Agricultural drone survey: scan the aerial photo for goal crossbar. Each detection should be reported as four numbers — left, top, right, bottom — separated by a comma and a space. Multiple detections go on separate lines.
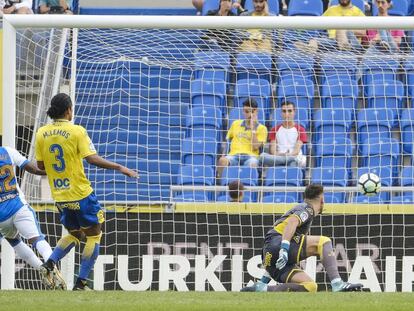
3, 15, 414, 30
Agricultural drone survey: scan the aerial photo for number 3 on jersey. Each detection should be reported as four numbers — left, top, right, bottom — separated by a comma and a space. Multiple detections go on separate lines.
50, 144, 66, 172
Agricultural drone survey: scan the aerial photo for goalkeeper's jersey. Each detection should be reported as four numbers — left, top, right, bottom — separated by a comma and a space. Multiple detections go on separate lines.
265, 203, 315, 239
35, 119, 97, 202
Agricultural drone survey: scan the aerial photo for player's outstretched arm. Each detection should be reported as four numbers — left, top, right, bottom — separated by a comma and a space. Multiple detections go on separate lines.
24, 162, 46, 176
85, 154, 138, 178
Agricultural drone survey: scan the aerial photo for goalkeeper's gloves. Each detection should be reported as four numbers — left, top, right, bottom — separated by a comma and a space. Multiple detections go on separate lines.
275, 240, 290, 270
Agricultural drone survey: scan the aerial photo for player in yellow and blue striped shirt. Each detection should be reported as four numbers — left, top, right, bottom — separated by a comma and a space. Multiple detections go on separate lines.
35, 93, 138, 290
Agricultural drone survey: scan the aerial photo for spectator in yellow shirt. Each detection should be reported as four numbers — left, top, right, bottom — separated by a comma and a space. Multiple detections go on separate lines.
323, 0, 366, 50
239, 0, 274, 53
217, 98, 267, 179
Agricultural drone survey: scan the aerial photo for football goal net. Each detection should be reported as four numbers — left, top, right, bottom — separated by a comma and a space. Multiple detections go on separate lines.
2, 15, 414, 292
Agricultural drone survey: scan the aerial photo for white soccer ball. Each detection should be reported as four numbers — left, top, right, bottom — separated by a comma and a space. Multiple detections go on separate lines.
358, 173, 381, 196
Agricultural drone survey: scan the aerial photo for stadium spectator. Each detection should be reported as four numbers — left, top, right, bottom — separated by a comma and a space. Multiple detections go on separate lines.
293, 0, 365, 54
363, 0, 404, 54
228, 180, 245, 202
207, 0, 235, 15
217, 98, 267, 180
39, 0, 72, 14
232, 0, 246, 13
259, 101, 307, 168
192, 0, 204, 13
0, 0, 33, 14
201, 0, 239, 51
322, 0, 366, 51
233, 0, 300, 15
241, 184, 364, 292
239, 0, 275, 53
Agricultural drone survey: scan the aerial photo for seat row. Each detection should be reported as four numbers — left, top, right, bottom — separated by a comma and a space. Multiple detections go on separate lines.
172, 165, 414, 203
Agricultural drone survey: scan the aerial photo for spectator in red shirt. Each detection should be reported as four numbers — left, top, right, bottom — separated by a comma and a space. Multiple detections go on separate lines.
259, 101, 307, 168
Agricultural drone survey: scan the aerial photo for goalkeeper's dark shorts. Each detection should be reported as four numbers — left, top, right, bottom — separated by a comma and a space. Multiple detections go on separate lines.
261, 234, 307, 283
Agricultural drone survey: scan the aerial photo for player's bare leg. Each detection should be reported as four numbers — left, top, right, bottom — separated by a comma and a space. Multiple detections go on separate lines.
306, 235, 363, 292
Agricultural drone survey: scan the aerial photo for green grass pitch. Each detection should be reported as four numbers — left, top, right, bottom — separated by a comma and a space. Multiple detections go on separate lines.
1, 291, 413, 311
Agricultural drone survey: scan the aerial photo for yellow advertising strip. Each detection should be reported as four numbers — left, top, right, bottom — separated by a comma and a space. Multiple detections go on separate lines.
174, 203, 414, 215
31, 203, 414, 214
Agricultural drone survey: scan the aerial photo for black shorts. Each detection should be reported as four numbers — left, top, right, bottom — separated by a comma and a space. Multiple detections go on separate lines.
261, 234, 307, 283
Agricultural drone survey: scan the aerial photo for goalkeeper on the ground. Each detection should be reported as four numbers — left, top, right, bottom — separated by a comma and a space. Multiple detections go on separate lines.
241, 184, 363, 292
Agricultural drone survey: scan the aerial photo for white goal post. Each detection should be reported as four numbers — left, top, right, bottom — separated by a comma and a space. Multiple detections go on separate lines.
2, 15, 414, 291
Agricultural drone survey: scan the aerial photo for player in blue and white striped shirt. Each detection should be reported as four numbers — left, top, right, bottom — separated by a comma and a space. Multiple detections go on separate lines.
0, 146, 65, 289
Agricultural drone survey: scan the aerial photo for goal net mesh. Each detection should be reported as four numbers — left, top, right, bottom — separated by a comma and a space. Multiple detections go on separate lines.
6, 23, 414, 291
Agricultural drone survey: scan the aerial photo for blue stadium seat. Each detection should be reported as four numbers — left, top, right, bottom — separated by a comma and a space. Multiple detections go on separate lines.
264, 167, 304, 187
360, 137, 400, 180
201, 0, 220, 15
177, 165, 215, 186
390, 193, 414, 204
264, 167, 303, 201
174, 193, 209, 202
221, 166, 259, 186
319, 53, 358, 83
356, 109, 394, 148
288, 0, 323, 15
405, 56, 414, 106
356, 166, 393, 188
95, 183, 171, 202
272, 107, 309, 129
351, 194, 386, 204
234, 78, 272, 113
313, 109, 352, 143
372, 0, 408, 16
401, 166, 414, 185
361, 57, 400, 93
366, 80, 404, 116
400, 108, 414, 153
262, 193, 298, 203
330, 0, 365, 12
277, 76, 314, 110
193, 50, 230, 81
186, 106, 222, 140
228, 107, 266, 129
277, 52, 314, 82
174, 165, 215, 201
320, 77, 358, 113
314, 137, 353, 172
181, 137, 217, 167
409, 0, 414, 15
243, 0, 280, 15
324, 192, 346, 203
236, 52, 272, 82
311, 167, 348, 187
191, 79, 226, 110
282, 29, 321, 50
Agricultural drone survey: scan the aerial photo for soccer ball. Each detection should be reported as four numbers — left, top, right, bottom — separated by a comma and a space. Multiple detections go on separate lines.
358, 173, 381, 196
